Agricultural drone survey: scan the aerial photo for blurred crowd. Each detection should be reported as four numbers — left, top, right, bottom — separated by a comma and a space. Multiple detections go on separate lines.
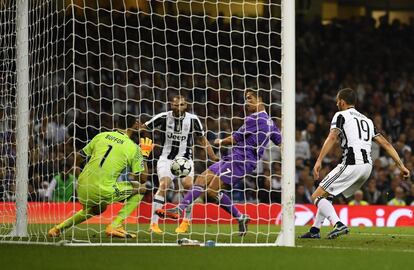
294, 15, 414, 206
1, 8, 414, 206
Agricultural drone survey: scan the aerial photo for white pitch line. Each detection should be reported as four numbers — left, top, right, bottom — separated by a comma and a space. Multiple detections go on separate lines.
298, 245, 414, 253
356, 232, 414, 237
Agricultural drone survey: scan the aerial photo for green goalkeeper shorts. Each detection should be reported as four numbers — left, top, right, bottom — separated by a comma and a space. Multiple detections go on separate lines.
77, 181, 134, 207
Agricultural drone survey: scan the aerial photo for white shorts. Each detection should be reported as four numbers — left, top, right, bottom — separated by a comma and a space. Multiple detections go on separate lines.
157, 156, 195, 180
319, 163, 372, 198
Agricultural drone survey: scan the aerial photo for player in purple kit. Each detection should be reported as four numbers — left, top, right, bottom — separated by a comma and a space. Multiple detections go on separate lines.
156, 89, 281, 236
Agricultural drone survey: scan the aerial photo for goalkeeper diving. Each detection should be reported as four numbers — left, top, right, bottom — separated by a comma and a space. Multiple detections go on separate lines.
48, 115, 153, 238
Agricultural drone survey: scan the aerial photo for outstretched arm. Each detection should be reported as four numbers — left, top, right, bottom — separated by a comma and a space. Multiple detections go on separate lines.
135, 120, 148, 131
214, 135, 234, 147
137, 137, 153, 183
313, 129, 340, 180
129, 137, 153, 184
373, 134, 410, 179
199, 136, 219, 161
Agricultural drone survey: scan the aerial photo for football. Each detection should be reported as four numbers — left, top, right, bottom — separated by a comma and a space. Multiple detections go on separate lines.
170, 157, 192, 177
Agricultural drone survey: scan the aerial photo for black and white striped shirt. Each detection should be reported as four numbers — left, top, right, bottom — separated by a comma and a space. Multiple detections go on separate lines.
145, 111, 205, 160
331, 108, 379, 165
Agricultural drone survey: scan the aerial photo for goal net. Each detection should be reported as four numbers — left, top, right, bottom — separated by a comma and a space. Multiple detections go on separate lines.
0, 0, 295, 246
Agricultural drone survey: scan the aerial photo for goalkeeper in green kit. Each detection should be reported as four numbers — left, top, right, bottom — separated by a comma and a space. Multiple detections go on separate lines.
48, 115, 153, 238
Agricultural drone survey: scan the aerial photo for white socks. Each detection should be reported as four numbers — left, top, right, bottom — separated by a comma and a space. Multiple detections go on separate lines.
151, 195, 165, 224
312, 209, 326, 229
317, 198, 340, 225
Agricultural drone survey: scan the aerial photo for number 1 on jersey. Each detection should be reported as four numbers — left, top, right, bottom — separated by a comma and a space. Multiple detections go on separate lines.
100, 145, 113, 167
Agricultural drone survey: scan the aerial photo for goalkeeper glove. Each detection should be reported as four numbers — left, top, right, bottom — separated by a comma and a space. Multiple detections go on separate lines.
140, 137, 153, 158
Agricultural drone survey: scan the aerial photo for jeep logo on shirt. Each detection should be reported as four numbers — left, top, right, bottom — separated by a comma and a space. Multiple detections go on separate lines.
167, 133, 187, 141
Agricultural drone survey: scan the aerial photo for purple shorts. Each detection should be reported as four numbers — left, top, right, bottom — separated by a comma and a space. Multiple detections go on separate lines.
209, 156, 257, 185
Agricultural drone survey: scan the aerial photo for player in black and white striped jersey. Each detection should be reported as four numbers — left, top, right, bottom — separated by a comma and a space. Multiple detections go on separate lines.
301, 88, 410, 239
141, 95, 219, 234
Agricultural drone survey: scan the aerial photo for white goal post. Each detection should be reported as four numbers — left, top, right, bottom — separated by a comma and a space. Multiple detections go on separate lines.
11, 0, 30, 237
1, 0, 295, 246
277, 0, 295, 247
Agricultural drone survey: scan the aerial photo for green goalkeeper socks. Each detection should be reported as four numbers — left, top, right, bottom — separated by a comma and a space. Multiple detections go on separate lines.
56, 208, 95, 230
111, 194, 143, 228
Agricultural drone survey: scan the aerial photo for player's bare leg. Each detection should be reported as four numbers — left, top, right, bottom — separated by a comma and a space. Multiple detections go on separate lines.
175, 175, 193, 233
309, 186, 349, 239
149, 176, 172, 234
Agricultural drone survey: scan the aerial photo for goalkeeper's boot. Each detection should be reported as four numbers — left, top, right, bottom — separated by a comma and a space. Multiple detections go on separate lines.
149, 223, 163, 234
299, 227, 321, 239
47, 226, 61, 237
238, 214, 250, 237
327, 222, 349, 239
155, 208, 180, 219
105, 225, 136, 239
175, 219, 190, 233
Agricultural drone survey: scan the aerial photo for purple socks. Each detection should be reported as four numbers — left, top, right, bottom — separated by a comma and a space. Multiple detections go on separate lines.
178, 185, 204, 210
218, 191, 241, 219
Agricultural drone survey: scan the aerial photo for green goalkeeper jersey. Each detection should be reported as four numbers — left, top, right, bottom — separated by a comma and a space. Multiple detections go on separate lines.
78, 130, 144, 195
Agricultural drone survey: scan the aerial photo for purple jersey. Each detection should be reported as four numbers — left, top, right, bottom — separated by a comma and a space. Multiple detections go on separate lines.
231, 111, 281, 162
209, 111, 281, 185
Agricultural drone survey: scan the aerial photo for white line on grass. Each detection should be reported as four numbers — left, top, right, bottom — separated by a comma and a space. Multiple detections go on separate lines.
298, 245, 414, 253
356, 232, 414, 237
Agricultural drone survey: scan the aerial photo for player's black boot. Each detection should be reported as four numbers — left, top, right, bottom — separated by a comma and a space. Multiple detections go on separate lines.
299, 227, 321, 239
327, 222, 349, 239
238, 214, 250, 236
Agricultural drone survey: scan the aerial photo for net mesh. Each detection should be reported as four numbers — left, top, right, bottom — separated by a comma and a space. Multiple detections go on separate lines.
0, 0, 17, 234
0, 0, 283, 245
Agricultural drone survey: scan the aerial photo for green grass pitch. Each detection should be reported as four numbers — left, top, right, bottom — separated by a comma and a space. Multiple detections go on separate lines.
1, 225, 413, 270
